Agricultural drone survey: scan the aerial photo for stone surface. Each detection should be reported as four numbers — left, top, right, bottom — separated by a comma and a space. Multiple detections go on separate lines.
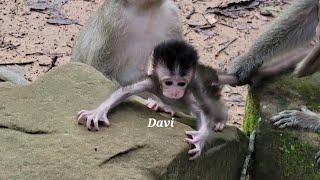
0, 63, 248, 179
243, 74, 320, 180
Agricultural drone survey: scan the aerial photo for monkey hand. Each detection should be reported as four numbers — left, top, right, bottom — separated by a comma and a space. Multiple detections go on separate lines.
212, 122, 225, 132
228, 54, 261, 85
184, 129, 209, 160
77, 108, 111, 131
146, 98, 176, 116
270, 106, 320, 131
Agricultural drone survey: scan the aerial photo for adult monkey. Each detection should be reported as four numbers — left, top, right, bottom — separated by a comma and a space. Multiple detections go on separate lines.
229, 0, 320, 164
71, 0, 183, 86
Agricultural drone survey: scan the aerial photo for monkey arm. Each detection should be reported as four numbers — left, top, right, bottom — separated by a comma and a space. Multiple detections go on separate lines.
183, 92, 210, 160
77, 79, 154, 131
219, 48, 311, 86
229, 0, 319, 84
185, 93, 209, 130
99, 79, 154, 111
190, 74, 227, 131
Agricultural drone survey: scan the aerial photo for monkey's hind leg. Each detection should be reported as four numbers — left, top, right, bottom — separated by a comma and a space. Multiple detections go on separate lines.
270, 106, 320, 131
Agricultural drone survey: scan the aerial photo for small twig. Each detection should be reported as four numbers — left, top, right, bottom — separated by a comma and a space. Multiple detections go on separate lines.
240, 129, 256, 180
25, 52, 45, 56
215, 38, 237, 57
0, 43, 21, 50
217, 22, 234, 28
0, 61, 34, 66
45, 56, 59, 72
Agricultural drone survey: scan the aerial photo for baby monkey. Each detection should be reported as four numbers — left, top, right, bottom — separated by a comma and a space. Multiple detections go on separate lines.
77, 40, 227, 160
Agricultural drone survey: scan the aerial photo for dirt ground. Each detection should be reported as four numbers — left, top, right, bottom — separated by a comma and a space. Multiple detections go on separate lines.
0, 0, 291, 128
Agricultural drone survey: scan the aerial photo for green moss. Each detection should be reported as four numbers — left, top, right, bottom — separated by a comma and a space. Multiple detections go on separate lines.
269, 74, 320, 111
279, 132, 320, 180
242, 87, 260, 135
247, 73, 320, 179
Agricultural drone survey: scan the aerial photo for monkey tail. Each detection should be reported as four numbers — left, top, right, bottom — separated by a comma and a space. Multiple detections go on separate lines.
0, 67, 28, 85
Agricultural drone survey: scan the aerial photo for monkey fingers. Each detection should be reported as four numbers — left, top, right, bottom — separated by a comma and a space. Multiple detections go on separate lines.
76, 109, 110, 131
146, 98, 161, 111
270, 110, 301, 129
146, 98, 175, 116
270, 108, 320, 130
77, 110, 89, 125
162, 106, 176, 116
212, 122, 225, 132
184, 130, 208, 160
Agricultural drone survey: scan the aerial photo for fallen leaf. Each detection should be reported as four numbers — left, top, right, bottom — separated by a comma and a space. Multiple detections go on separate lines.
28, 0, 49, 11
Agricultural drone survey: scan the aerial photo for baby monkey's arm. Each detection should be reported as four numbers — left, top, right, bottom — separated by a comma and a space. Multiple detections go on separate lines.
77, 79, 153, 131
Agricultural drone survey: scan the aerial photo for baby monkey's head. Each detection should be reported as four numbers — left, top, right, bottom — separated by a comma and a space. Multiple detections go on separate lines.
148, 40, 198, 99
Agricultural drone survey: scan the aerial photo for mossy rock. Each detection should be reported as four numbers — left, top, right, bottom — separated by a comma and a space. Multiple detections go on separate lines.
0, 63, 248, 180
243, 73, 320, 180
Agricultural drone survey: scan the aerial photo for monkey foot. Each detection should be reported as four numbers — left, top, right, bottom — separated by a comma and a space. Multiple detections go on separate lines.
270, 106, 320, 130
184, 129, 209, 160
77, 109, 110, 131
212, 122, 225, 132
146, 98, 176, 116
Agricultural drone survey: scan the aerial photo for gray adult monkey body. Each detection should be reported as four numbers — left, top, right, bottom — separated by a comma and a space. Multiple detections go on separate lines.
229, 0, 319, 82
71, 0, 182, 86
229, 0, 320, 165
229, 0, 320, 126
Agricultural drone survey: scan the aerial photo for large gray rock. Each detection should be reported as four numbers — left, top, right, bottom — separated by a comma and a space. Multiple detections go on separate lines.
0, 63, 248, 179
243, 74, 320, 180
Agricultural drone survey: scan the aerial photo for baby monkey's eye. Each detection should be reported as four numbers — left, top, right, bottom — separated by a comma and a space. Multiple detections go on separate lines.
177, 82, 186, 87
165, 81, 173, 86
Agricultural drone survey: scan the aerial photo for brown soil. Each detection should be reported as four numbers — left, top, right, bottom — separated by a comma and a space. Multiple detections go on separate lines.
0, 0, 291, 128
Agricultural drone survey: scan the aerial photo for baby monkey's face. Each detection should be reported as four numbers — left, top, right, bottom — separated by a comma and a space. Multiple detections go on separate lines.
156, 63, 194, 100
160, 76, 188, 99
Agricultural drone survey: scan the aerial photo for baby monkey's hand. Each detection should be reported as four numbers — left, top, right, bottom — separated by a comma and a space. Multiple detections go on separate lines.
77, 108, 110, 131
184, 128, 209, 160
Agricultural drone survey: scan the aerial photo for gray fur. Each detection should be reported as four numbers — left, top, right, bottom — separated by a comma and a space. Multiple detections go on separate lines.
71, 0, 183, 86
0, 67, 28, 85
229, 0, 319, 83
